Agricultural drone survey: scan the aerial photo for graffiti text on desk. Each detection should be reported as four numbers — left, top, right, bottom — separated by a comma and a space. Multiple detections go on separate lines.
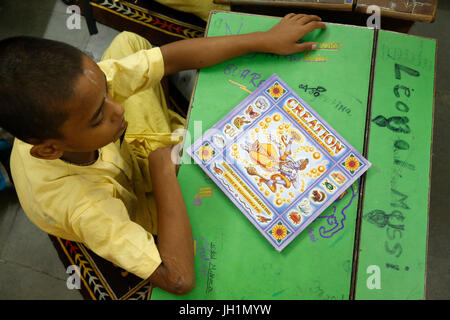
193, 187, 213, 207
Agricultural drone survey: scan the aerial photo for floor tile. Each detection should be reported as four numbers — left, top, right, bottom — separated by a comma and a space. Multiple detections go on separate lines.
0, 0, 57, 39
0, 259, 82, 300
0, 207, 69, 282
169, 70, 197, 101
0, 189, 20, 257
425, 254, 450, 300
42, 9, 90, 50
51, 0, 72, 14
83, 22, 121, 62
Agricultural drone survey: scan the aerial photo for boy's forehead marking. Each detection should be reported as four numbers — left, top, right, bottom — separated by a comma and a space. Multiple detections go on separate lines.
77, 66, 108, 124
83, 69, 101, 88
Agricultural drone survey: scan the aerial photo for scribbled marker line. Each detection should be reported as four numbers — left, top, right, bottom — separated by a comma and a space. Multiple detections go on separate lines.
228, 80, 253, 94
198, 187, 213, 197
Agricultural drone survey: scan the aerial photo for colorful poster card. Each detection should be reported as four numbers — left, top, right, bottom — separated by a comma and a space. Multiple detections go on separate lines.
187, 74, 371, 251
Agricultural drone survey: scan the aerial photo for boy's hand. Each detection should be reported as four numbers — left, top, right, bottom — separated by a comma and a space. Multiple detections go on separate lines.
147, 144, 195, 295
148, 145, 176, 175
264, 13, 327, 55
161, 13, 326, 75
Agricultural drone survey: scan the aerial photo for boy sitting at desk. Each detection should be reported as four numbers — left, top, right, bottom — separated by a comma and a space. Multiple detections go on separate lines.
0, 14, 325, 295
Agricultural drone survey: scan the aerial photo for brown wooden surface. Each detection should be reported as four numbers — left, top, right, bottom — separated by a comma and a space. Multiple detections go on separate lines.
215, 0, 352, 4
79, 0, 206, 46
356, 0, 437, 22
215, 0, 354, 11
214, 0, 437, 22
222, 5, 414, 33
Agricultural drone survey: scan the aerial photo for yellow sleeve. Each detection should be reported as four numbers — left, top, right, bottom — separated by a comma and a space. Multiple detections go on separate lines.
97, 47, 164, 102
71, 197, 162, 280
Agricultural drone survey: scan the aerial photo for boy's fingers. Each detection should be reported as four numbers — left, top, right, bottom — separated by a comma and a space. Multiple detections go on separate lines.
292, 13, 307, 21
284, 13, 297, 19
295, 42, 319, 53
298, 15, 321, 25
303, 21, 327, 34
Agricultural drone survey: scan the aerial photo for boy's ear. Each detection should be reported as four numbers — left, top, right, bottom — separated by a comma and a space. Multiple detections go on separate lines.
29, 141, 64, 160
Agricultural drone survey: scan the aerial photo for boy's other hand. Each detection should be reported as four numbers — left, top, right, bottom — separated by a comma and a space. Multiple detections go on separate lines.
148, 145, 176, 174
264, 13, 327, 55
147, 143, 195, 295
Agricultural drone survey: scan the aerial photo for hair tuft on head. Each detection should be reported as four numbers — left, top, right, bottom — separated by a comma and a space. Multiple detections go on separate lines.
0, 36, 84, 143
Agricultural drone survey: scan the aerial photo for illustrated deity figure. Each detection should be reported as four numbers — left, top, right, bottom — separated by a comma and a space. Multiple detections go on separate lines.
242, 131, 308, 193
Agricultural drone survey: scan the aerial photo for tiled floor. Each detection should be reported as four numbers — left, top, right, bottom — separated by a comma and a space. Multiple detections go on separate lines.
0, 0, 448, 300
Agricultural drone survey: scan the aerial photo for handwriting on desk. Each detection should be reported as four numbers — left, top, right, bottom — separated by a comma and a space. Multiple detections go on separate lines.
196, 237, 217, 294
309, 280, 346, 300
317, 41, 343, 51
299, 84, 327, 97
211, 16, 243, 36
223, 63, 265, 88
193, 187, 213, 207
367, 62, 421, 261
222, 41, 343, 89
243, 52, 303, 65
304, 51, 328, 62
313, 93, 352, 116
225, 21, 243, 36
307, 181, 359, 242
381, 42, 433, 70
318, 181, 359, 239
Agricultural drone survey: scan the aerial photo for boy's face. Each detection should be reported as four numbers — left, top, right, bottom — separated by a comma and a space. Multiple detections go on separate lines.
56, 54, 127, 153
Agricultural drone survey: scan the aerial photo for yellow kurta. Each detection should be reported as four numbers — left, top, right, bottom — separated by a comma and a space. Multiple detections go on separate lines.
10, 32, 185, 280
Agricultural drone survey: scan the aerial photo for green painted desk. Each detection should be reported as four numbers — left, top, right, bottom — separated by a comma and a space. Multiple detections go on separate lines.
152, 11, 436, 300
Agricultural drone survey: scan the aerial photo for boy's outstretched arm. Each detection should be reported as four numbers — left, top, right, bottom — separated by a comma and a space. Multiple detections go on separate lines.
147, 145, 195, 295
161, 13, 326, 76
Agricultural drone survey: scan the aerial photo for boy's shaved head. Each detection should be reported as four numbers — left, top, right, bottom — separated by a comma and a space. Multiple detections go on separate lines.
0, 36, 84, 143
